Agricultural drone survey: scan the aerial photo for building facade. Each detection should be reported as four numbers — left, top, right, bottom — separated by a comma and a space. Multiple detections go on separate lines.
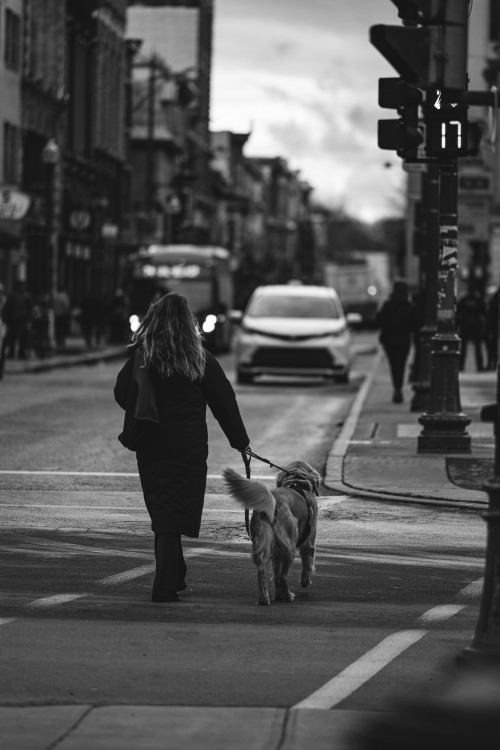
127, 0, 215, 246
0, 0, 25, 288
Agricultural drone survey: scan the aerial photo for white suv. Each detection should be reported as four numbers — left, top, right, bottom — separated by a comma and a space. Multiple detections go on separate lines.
234, 284, 353, 384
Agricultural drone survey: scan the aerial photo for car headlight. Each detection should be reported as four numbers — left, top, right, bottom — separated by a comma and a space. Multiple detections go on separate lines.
129, 314, 140, 332
202, 314, 217, 333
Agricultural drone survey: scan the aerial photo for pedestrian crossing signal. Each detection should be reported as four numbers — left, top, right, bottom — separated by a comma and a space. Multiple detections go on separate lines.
425, 88, 468, 156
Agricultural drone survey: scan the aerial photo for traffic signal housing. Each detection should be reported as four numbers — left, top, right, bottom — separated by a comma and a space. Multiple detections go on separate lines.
377, 77, 424, 161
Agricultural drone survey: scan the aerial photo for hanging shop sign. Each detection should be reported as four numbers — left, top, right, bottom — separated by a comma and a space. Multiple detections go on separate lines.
0, 188, 31, 220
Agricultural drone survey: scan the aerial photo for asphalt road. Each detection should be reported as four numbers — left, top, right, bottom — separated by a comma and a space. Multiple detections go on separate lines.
0, 336, 487, 713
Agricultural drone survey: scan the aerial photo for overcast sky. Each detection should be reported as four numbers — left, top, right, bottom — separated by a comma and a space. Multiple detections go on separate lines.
210, 0, 405, 223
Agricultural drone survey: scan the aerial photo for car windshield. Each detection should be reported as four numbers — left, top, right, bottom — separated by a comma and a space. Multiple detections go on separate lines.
247, 294, 340, 319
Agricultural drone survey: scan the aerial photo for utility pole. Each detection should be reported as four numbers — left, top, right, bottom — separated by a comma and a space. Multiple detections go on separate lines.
410, 163, 439, 412
418, 156, 471, 451
417, 0, 471, 452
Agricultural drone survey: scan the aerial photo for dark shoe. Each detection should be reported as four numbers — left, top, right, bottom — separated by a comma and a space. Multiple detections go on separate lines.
152, 593, 182, 602
392, 390, 403, 404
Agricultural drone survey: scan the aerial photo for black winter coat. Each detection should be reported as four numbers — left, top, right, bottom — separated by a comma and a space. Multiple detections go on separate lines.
114, 349, 249, 537
376, 298, 416, 350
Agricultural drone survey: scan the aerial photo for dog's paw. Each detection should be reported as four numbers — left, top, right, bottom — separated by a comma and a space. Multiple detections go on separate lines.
275, 590, 295, 602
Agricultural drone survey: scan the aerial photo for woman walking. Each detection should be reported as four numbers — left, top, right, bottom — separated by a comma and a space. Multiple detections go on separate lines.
376, 279, 416, 404
114, 293, 250, 602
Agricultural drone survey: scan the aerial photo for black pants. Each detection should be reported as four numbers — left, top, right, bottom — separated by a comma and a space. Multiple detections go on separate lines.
152, 533, 187, 599
460, 334, 484, 372
384, 344, 410, 392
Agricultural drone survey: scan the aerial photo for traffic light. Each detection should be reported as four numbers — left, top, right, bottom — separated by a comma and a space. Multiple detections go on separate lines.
370, 25, 430, 86
377, 77, 424, 161
424, 87, 468, 157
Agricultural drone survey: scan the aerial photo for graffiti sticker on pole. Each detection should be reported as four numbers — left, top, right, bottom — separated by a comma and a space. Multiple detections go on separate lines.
439, 224, 458, 269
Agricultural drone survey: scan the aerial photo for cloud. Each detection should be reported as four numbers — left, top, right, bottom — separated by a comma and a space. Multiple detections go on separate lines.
211, 0, 405, 220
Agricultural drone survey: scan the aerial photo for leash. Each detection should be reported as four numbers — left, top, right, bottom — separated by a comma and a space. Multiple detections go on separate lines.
241, 450, 252, 537
244, 448, 294, 476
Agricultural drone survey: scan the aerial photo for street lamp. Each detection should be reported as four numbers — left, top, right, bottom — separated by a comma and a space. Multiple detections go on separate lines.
42, 138, 61, 351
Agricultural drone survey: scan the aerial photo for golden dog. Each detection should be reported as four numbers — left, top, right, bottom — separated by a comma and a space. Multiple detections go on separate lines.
223, 460, 320, 605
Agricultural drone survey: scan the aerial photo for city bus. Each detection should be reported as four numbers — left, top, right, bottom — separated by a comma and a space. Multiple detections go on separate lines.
123, 244, 234, 352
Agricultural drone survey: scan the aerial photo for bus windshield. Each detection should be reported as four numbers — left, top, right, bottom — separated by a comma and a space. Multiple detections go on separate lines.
130, 278, 212, 315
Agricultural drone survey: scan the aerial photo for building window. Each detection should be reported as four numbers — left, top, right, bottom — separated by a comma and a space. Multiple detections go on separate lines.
4, 8, 21, 71
4, 122, 20, 182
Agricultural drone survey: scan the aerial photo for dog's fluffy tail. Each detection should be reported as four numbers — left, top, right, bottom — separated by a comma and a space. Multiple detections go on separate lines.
222, 467, 276, 523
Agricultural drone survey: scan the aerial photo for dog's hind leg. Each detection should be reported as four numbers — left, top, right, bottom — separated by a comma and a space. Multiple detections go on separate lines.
251, 518, 273, 605
299, 540, 315, 588
273, 542, 295, 602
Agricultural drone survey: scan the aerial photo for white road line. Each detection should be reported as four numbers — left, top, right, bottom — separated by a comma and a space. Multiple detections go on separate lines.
330, 349, 382, 459
97, 564, 155, 586
0, 470, 274, 480
26, 593, 88, 608
457, 578, 484, 601
317, 551, 484, 570
292, 630, 428, 710
417, 604, 466, 624
96, 547, 221, 586
0, 504, 147, 511
0, 470, 138, 476
0, 618, 15, 626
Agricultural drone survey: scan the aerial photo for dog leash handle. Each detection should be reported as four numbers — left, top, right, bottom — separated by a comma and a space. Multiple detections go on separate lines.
241, 448, 252, 537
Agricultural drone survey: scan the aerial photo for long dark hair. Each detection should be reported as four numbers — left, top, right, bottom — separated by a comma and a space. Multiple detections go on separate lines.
129, 292, 206, 381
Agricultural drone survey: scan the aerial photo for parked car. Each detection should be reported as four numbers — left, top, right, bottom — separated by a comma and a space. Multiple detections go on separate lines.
233, 283, 354, 384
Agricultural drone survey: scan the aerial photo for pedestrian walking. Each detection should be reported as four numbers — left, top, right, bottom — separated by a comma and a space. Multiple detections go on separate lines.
457, 287, 486, 372
3, 280, 34, 360
114, 292, 250, 602
108, 289, 129, 344
53, 286, 71, 350
485, 286, 499, 370
0, 282, 7, 379
31, 295, 51, 359
376, 279, 416, 404
80, 292, 107, 349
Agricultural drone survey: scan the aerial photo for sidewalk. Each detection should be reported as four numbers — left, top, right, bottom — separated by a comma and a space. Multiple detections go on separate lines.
325, 349, 496, 510
3, 335, 126, 375
2, 343, 498, 750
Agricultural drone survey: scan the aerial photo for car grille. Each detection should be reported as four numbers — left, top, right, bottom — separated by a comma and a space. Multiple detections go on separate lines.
252, 347, 334, 369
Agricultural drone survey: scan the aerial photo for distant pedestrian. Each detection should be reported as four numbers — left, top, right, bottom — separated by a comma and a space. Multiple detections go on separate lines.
409, 287, 425, 383
53, 286, 71, 349
0, 282, 7, 379
31, 295, 51, 359
485, 287, 500, 371
108, 289, 129, 344
114, 292, 250, 602
376, 279, 416, 404
80, 292, 107, 348
3, 280, 34, 360
457, 287, 486, 372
